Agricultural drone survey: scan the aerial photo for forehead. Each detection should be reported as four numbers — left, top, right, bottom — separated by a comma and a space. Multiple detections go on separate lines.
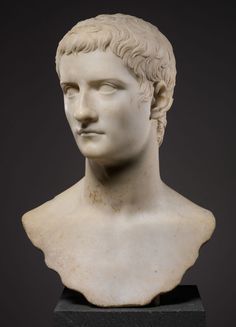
59, 49, 138, 84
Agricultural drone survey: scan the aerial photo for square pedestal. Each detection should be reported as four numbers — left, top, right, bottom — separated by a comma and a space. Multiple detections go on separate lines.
53, 285, 206, 327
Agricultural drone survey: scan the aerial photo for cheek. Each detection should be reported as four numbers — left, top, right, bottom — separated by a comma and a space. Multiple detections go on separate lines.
64, 100, 70, 117
104, 98, 151, 143
118, 98, 150, 131
125, 101, 151, 145
64, 101, 75, 127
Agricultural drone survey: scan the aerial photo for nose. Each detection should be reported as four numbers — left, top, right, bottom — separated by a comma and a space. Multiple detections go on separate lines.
73, 91, 98, 124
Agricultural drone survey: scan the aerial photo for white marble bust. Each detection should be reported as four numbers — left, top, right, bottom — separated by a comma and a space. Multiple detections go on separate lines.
22, 14, 215, 307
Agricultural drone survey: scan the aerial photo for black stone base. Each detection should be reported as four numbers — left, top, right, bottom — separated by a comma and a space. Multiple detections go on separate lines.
53, 285, 206, 327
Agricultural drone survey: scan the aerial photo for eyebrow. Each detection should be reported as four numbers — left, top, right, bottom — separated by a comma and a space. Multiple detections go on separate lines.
60, 78, 127, 88
90, 78, 127, 87
60, 81, 78, 88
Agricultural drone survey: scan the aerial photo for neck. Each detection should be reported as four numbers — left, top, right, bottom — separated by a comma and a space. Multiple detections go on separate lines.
83, 130, 163, 214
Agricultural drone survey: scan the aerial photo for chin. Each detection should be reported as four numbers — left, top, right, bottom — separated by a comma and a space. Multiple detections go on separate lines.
80, 149, 120, 167
78, 145, 108, 160
77, 140, 128, 165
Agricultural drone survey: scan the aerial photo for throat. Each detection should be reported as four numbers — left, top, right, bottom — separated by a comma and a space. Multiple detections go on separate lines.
82, 146, 163, 214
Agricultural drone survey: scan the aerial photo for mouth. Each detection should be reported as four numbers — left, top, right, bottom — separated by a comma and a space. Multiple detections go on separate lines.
77, 129, 104, 136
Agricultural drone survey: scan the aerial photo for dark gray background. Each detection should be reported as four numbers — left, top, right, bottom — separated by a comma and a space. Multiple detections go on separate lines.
1, 1, 235, 326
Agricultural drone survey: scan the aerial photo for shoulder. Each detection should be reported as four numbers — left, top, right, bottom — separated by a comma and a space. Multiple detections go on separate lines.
162, 183, 216, 241
22, 179, 84, 247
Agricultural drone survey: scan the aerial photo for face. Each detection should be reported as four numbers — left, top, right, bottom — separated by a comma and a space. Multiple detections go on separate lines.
59, 49, 153, 166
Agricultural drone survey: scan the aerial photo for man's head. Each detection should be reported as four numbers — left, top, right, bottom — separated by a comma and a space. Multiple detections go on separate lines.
56, 13, 176, 145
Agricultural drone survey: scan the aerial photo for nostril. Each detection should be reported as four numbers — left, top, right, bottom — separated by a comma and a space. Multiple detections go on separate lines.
81, 122, 89, 128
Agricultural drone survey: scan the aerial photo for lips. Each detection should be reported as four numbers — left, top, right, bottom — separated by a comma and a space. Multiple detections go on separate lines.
77, 129, 104, 135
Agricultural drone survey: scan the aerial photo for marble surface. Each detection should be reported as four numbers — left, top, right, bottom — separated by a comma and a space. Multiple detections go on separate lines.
22, 14, 215, 307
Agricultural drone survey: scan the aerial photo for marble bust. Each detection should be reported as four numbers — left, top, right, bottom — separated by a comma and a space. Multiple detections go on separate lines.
22, 14, 215, 307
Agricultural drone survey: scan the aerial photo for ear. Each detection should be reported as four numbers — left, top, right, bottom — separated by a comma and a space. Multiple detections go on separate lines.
150, 81, 173, 120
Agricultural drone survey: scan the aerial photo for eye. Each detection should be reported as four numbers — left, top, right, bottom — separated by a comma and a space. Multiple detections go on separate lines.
63, 86, 79, 99
99, 83, 117, 94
